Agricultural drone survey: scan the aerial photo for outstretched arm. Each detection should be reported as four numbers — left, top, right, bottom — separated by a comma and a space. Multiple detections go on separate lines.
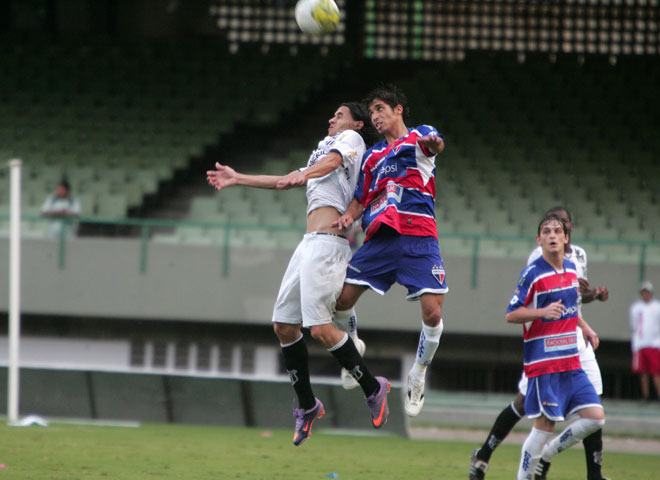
206, 162, 283, 190
276, 152, 343, 189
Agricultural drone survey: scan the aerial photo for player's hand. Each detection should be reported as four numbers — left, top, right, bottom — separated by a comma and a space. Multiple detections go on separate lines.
276, 170, 306, 189
330, 214, 354, 230
578, 278, 591, 293
541, 300, 564, 320
582, 323, 600, 350
594, 286, 609, 302
417, 135, 444, 154
206, 162, 238, 190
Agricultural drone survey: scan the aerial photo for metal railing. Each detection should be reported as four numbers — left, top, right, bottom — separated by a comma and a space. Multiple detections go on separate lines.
2, 215, 658, 287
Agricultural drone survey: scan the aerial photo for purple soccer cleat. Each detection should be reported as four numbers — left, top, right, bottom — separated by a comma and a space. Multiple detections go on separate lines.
365, 376, 390, 429
292, 397, 325, 446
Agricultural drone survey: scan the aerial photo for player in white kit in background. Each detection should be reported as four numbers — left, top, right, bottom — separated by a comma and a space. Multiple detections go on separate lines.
206, 103, 391, 446
470, 206, 610, 480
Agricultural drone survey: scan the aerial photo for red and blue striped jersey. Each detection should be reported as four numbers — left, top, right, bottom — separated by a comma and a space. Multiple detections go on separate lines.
355, 125, 444, 241
507, 256, 581, 378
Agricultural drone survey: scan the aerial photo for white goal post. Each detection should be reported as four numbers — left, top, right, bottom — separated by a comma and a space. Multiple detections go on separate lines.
7, 158, 22, 425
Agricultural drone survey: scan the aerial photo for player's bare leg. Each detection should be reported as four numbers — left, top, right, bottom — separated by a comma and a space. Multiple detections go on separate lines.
405, 293, 444, 416
653, 374, 660, 399
640, 372, 651, 400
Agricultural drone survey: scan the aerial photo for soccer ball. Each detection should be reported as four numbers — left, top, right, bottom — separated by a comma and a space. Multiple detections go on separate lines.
294, 0, 340, 35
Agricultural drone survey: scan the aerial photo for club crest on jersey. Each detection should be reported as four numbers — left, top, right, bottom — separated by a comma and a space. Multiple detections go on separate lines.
432, 264, 445, 284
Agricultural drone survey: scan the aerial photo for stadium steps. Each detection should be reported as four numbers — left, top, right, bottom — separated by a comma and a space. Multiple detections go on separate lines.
412, 391, 660, 437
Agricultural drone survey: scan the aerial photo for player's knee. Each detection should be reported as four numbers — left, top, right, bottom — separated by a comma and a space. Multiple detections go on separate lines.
309, 324, 332, 346
335, 293, 355, 312
513, 393, 526, 415
422, 307, 442, 327
584, 417, 605, 433
273, 322, 300, 344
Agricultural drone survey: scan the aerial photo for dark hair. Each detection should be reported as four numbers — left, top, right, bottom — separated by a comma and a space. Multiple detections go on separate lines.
363, 83, 410, 120
340, 102, 379, 147
537, 214, 568, 236
59, 179, 70, 191
544, 205, 572, 223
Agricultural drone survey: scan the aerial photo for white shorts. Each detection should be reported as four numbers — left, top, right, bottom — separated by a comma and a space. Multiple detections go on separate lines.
518, 351, 603, 396
272, 233, 351, 328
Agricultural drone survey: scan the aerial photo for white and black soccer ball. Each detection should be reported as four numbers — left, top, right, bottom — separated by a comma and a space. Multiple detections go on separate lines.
294, 0, 340, 35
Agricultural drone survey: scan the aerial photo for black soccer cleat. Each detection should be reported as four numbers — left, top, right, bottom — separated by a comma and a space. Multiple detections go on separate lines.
533, 458, 551, 480
469, 448, 488, 480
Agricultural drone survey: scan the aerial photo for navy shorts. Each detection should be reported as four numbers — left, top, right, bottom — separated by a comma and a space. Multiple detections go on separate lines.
525, 369, 602, 422
345, 227, 448, 300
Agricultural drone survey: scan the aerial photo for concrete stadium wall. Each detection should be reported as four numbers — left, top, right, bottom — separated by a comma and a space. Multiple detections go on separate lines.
0, 367, 408, 436
0, 237, 657, 341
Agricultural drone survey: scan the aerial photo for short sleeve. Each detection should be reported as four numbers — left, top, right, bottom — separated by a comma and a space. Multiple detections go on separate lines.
507, 265, 535, 314
329, 130, 365, 167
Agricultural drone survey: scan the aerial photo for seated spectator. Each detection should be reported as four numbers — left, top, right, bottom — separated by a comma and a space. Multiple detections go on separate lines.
41, 180, 81, 239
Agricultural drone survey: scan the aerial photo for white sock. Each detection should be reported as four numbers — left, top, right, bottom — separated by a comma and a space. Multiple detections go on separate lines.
541, 417, 605, 462
410, 319, 444, 382
518, 427, 553, 480
334, 308, 359, 342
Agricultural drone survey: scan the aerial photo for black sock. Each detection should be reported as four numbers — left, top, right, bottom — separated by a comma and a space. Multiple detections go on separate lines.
477, 403, 522, 463
329, 336, 380, 397
281, 336, 316, 411
583, 428, 603, 480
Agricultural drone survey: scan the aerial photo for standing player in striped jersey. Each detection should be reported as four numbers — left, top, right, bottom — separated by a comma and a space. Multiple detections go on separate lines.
332, 84, 447, 417
470, 206, 610, 480
206, 103, 390, 446
506, 215, 605, 480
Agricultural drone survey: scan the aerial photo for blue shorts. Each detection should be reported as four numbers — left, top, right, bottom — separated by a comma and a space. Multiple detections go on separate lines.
525, 369, 602, 422
345, 227, 448, 300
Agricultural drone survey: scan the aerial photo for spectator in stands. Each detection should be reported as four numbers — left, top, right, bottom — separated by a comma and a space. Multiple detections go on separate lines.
40, 179, 81, 239
629, 281, 660, 402
206, 102, 389, 446
470, 206, 610, 480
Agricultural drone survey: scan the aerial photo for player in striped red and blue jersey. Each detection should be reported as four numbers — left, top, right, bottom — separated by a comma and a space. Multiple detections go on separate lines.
507, 215, 605, 480
332, 84, 447, 417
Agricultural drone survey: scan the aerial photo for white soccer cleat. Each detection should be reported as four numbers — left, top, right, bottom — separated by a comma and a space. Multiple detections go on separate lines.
340, 338, 366, 390
404, 374, 425, 416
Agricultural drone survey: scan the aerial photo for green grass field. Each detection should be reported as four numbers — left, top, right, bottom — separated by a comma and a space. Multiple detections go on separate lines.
0, 423, 658, 479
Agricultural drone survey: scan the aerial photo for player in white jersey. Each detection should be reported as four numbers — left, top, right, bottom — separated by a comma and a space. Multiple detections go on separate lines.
629, 281, 660, 402
470, 206, 610, 480
206, 103, 391, 446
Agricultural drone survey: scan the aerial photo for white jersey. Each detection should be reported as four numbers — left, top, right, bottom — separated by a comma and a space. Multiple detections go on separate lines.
303, 130, 365, 216
629, 298, 660, 351
527, 243, 594, 359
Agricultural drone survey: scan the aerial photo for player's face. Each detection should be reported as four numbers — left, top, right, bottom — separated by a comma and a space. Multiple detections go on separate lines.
536, 220, 567, 255
368, 99, 403, 135
328, 106, 359, 136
